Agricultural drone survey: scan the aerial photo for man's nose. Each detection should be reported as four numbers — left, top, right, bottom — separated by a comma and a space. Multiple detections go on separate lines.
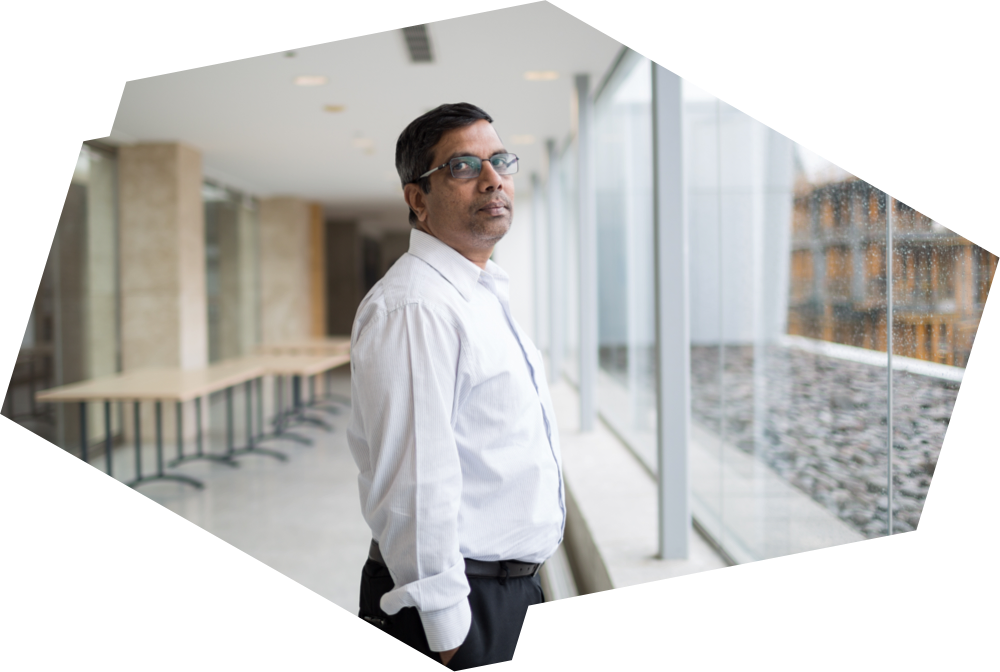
477, 161, 504, 192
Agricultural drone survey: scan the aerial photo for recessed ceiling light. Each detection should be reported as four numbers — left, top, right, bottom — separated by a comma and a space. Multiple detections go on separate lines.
324, 104, 346, 113
510, 134, 536, 145
294, 75, 327, 86
524, 71, 558, 81
352, 137, 374, 149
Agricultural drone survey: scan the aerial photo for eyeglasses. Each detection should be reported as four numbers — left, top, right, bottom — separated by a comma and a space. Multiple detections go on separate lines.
418, 153, 519, 180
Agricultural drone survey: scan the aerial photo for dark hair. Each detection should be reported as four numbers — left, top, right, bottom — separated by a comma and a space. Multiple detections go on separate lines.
395, 102, 494, 226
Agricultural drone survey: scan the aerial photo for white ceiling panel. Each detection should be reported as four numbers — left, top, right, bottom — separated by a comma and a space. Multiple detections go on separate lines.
108, 2, 623, 223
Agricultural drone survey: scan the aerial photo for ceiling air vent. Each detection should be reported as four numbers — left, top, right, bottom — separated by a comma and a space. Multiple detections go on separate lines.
401, 25, 434, 63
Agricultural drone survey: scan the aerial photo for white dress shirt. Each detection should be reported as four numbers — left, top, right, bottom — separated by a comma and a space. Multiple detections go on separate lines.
347, 228, 565, 652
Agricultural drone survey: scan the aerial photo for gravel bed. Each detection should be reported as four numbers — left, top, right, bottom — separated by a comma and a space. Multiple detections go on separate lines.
690, 345, 955, 538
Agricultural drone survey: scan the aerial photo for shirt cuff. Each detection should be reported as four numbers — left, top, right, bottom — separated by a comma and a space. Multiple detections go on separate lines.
418, 598, 472, 652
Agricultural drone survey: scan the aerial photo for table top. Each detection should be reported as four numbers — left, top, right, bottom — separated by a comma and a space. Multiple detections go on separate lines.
241, 353, 351, 377
255, 337, 351, 356
34, 352, 350, 404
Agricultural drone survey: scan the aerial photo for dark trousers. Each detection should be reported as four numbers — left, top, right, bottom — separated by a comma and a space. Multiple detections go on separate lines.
358, 558, 544, 670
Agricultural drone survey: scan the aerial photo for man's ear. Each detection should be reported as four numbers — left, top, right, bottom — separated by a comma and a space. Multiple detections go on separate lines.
403, 183, 429, 223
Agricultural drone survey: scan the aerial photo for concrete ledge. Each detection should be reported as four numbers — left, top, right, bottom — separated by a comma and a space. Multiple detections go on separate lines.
551, 381, 729, 594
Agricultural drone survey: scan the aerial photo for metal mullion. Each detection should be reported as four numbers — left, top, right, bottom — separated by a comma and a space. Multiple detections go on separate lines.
887, 197, 894, 536
652, 62, 690, 559
576, 73, 597, 432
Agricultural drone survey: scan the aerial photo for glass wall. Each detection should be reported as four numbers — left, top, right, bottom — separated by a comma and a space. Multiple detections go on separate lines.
684, 80, 994, 559
560, 49, 996, 564
2, 143, 123, 452
561, 136, 580, 384
594, 54, 657, 468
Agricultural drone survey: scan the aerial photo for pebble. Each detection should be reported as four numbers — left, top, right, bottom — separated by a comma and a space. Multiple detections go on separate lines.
690, 345, 955, 539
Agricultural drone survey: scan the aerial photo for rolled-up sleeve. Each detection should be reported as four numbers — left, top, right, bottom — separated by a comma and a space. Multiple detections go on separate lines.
348, 301, 470, 651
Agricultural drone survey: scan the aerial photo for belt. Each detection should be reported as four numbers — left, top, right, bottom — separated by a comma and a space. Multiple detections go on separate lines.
369, 540, 541, 579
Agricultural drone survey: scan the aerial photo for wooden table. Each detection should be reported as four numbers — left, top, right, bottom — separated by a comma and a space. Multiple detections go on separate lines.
35, 352, 351, 490
239, 353, 352, 441
255, 337, 351, 357
35, 360, 270, 488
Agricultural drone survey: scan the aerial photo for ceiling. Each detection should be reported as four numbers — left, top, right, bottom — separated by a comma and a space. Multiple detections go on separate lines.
105, 2, 623, 231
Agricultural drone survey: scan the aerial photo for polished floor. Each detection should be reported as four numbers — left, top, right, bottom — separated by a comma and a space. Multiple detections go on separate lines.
109, 369, 372, 614
86, 365, 723, 614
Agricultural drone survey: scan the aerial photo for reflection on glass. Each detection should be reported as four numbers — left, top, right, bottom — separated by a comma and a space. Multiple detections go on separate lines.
594, 55, 657, 467
204, 182, 261, 363
890, 197, 995, 532
562, 137, 580, 383
2, 144, 122, 453
685, 79, 889, 561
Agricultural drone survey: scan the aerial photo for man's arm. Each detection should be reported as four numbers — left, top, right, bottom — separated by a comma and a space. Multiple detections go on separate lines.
350, 302, 471, 653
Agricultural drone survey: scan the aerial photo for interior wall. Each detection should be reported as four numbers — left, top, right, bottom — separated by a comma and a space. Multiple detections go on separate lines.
325, 220, 364, 336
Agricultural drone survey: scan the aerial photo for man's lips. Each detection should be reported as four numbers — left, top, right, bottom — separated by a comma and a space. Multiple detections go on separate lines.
478, 201, 509, 215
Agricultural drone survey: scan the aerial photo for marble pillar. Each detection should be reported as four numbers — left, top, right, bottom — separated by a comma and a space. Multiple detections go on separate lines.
259, 197, 313, 344
118, 143, 207, 443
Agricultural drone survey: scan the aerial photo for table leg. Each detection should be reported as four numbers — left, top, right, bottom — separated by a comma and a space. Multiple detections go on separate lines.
79, 401, 88, 464
155, 401, 164, 477
128, 400, 203, 490
254, 374, 311, 447
229, 378, 287, 462
245, 380, 253, 450
289, 372, 334, 432
170, 394, 236, 468
226, 386, 234, 457
133, 401, 142, 482
104, 401, 113, 477
196, 396, 203, 457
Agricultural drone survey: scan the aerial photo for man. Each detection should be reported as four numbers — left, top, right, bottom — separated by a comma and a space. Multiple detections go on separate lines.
347, 102, 565, 670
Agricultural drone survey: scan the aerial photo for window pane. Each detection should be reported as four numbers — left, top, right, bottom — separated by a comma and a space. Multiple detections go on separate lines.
205, 183, 261, 362
595, 56, 657, 468
563, 138, 580, 383
890, 200, 990, 533
686, 83, 890, 561
3, 144, 123, 452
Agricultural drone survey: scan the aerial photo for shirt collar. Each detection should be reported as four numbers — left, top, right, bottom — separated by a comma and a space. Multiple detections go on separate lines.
407, 228, 485, 302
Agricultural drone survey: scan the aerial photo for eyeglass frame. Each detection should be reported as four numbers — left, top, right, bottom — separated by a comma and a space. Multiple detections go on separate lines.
416, 153, 519, 181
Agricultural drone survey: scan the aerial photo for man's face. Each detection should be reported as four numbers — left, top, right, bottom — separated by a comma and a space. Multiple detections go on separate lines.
404, 119, 514, 263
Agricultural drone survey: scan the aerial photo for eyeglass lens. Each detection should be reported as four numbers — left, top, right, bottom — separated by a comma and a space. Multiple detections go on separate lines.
450, 154, 518, 179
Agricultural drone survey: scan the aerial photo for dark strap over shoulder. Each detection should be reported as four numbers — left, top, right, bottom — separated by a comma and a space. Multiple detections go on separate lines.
369, 540, 541, 578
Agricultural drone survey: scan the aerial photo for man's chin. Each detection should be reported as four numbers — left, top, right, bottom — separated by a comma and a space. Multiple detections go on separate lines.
470, 216, 512, 244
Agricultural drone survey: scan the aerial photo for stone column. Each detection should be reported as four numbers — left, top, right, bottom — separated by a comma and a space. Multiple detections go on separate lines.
259, 197, 312, 344
259, 197, 313, 416
118, 143, 207, 442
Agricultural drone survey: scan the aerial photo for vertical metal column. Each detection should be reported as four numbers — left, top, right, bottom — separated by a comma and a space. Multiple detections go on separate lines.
652, 63, 690, 559
546, 139, 564, 384
576, 73, 597, 432
886, 197, 894, 536
531, 171, 546, 347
